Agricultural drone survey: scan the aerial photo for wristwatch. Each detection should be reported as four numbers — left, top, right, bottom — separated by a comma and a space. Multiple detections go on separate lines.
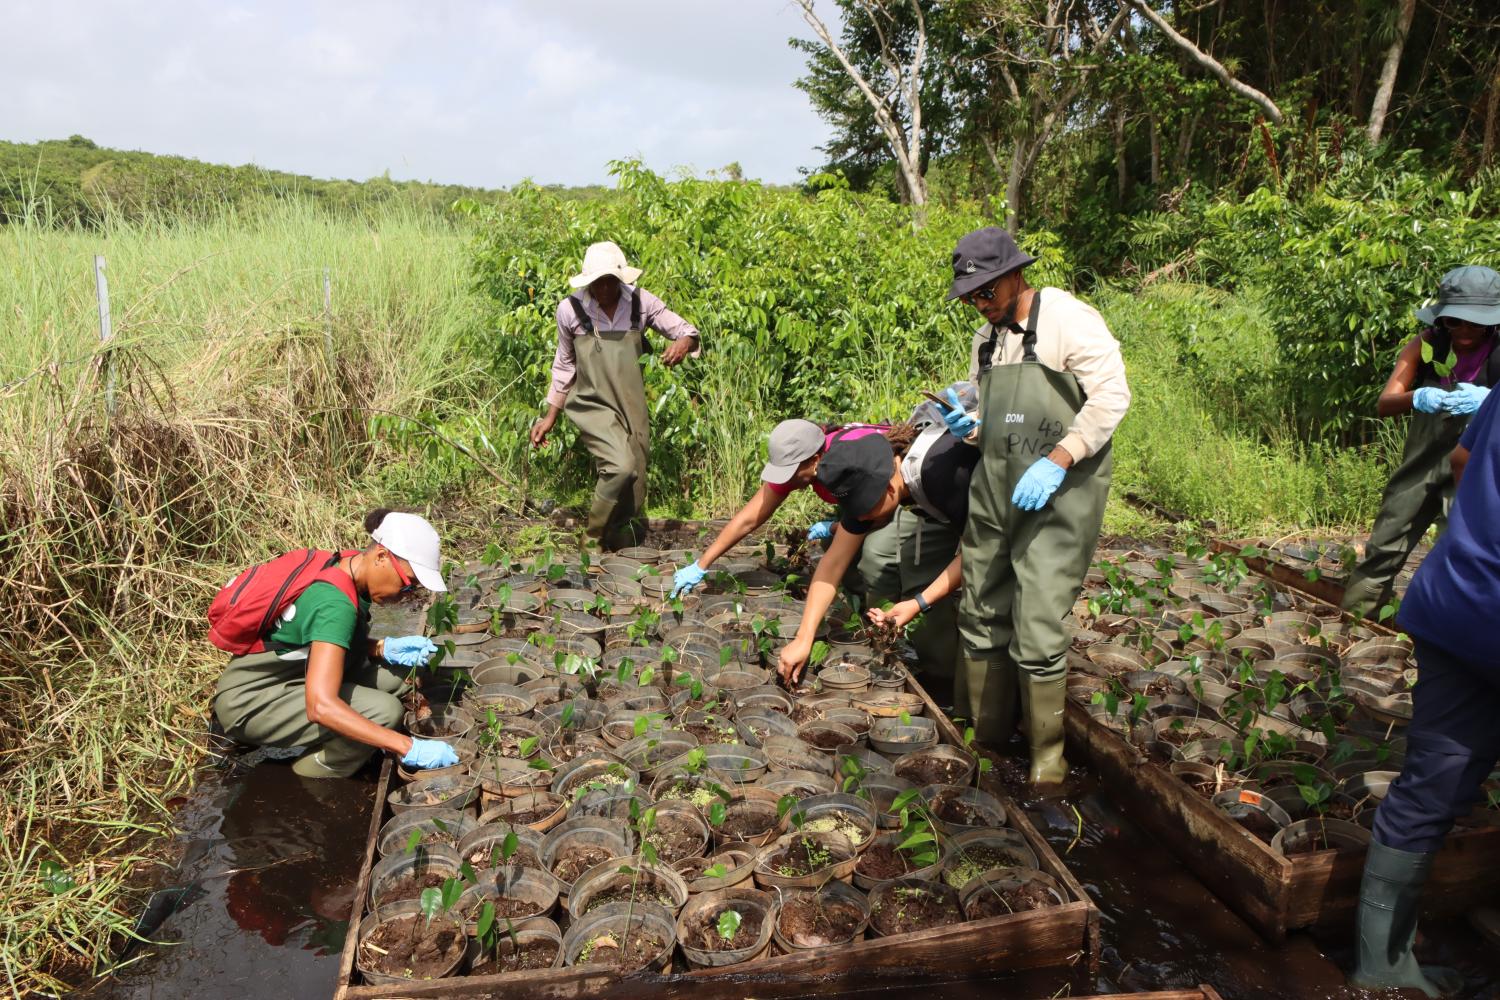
915, 594, 931, 614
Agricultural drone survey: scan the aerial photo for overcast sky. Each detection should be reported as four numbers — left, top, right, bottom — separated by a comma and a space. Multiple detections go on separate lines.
3, 1, 837, 188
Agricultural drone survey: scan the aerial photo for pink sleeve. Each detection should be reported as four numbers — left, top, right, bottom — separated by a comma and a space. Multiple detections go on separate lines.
639, 288, 701, 355
546, 300, 578, 409
764, 479, 797, 498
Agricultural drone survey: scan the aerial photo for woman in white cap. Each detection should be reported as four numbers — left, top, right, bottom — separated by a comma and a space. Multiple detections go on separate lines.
670, 418, 889, 597
1341, 264, 1500, 618
529, 241, 699, 549
212, 509, 460, 778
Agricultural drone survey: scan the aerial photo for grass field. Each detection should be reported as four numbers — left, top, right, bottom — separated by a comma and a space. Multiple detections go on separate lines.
0, 197, 1400, 995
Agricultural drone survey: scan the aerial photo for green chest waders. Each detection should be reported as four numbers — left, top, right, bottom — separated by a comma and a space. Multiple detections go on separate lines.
1342, 411, 1466, 617
563, 292, 651, 549
958, 295, 1112, 782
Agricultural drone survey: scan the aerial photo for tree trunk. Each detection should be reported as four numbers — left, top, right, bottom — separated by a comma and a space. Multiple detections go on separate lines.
1367, 0, 1418, 144
1114, 110, 1130, 203
1484, 62, 1500, 168
1149, 114, 1162, 187
1005, 138, 1027, 231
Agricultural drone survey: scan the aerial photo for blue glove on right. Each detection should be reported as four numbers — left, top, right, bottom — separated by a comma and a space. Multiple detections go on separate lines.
385, 635, 438, 668
940, 387, 979, 439
1011, 457, 1067, 511
1442, 382, 1490, 416
807, 519, 836, 541
671, 562, 707, 598
1412, 387, 1448, 414
402, 738, 459, 770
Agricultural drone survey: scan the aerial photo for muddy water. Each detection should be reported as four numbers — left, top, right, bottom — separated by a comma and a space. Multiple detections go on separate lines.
80, 749, 377, 1000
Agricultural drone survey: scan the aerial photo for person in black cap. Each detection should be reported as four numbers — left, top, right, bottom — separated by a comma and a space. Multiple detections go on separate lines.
945, 226, 1130, 788
776, 422, 979, 684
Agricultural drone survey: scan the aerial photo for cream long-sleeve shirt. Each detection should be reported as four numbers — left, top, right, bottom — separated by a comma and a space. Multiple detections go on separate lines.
967, 286, 1130, 464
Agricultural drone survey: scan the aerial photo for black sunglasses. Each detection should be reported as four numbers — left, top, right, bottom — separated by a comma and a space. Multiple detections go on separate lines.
1438, 316, 1488, 330
964, 277, 1002, 304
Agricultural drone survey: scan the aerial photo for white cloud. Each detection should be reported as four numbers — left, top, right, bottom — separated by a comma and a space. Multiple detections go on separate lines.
0, 0, 835, 188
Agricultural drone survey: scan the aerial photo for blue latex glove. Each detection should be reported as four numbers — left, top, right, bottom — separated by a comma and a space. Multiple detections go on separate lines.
807, 519, 836, 541
384, 635, 438, 668
1411, 387, 1448, 414
1442, 382, 1490, 416
671, 562, 707, 598
1011, 457, 1067, 511
940, 387, 979, 439
402, 738, 459, 770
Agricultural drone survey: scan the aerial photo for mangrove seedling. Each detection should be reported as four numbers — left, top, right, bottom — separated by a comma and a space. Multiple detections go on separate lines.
717, 908, 743, 942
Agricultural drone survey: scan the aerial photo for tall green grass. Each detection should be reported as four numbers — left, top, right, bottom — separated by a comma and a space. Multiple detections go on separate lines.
0, 200, 485, 996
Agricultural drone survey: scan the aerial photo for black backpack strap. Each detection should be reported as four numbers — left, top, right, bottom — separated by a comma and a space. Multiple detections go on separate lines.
567, 295, 593, 335
630, 288, 642, 331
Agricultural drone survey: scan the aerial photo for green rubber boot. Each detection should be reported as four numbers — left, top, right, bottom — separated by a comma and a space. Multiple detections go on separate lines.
292, 737, 374, 779
960, 653, 1019, 746
1019, 673, 1069, 787
1349, 841, 1463, 998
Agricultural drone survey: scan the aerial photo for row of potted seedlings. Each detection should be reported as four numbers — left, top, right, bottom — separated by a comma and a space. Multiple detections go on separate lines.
352, 540, 1065, 985
1061, 543, 1477, 856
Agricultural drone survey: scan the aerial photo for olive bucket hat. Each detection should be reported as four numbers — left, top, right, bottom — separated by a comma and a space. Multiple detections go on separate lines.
1415, 265, 1500, 327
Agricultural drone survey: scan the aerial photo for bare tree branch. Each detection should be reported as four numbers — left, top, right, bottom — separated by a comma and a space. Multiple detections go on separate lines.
1128, 0, 1286, 124
1368, 0, 1418, 143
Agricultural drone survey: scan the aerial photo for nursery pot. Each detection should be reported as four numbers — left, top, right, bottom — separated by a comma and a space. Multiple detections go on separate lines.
1270, 816, 1372, 857
355, 897, 465, 986
960, 867, 1068, 920
939, 828, 1039, 892
753, 830, 858, 889
377, 807, 478, 857
566, 854, 691, 920
676, 887, 777, 968
367, 844, 462, 910
867, 876, 963, 937
918, 784, 1007, 836
465, 915, 563, 974
456, 864, 561, 927
561, 900, 677, 972
853, 828, 943, 891
867, 716, 938, 756
893, 745, 977, 789
387, 773, 481, 816
771, 878, 870, 952
538, 817, 635, 897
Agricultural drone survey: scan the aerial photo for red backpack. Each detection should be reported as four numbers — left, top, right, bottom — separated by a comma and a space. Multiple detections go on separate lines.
207, 548, 359, 655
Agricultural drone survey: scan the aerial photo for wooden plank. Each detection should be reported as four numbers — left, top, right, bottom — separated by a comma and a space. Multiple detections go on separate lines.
333, 757, 393, 1000
1064, 700, 1294, 941
341, 901, 1092, 999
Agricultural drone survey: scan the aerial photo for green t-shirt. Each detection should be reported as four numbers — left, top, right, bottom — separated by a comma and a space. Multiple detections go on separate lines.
266, 580, 371, 651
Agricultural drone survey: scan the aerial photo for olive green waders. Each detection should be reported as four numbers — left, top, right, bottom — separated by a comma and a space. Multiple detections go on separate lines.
959, 300, 1111, 784
213, 648, 410, 778
564, 309, 650, 550
855, 509, 960, 683
1341, 411, 1464, 618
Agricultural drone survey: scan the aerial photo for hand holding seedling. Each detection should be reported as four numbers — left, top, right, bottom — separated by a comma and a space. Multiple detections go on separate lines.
777, 636, 813, 686
867, 601, 919, 630
530, 407, 560, 447
661, 335, 697, 367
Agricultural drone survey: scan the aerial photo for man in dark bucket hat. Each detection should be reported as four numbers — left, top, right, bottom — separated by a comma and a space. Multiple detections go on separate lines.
941, 226, 1131, 790
1342, 264, 1500, 620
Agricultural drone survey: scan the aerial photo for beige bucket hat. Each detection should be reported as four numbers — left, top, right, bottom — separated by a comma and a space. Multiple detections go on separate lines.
569, 241, 643, 289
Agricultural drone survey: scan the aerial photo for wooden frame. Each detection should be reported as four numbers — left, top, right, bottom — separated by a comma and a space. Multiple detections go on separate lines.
332, 676, 1100, 998
1064, 699, 1500, 941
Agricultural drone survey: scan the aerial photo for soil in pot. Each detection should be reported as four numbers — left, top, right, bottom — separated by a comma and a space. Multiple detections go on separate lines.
799, 812, 868, 844
942, 845, 1034, 890
359, 914, 464, 980
465, 841, 540, 871
870, 884, 962, 935
644, 813, 706, 864
410, 716, 469, 739
502, 804, 559, 826
684, 905, 765, 953
717, 801, 776, 841
1158, 723, 1226, 749
464, 893, 548, 921
581, 881, 680, 915
856, 841, 925, 880
965, 881, 1058, 918
378, 869, 452, 905
472, 938, 560, 974
683, 720, 741, 746
896, 755, 971, 787
777, 894, 864, 949
574, 926, 670, 968
762, 835, 844, 878
928, 791, 993, 828
800, 727, 850, 751
477, 728, 539, 759
550, 842, 615, 885
1228, 809, 1282, 843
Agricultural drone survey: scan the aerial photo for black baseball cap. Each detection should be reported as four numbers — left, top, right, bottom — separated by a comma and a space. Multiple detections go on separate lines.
815, 435, 895, 530
947, 227, 1037, 300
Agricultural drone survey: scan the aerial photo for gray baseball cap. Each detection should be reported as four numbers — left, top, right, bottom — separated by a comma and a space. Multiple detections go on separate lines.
1415, 265, 1500, 327
761, 419, 825, 484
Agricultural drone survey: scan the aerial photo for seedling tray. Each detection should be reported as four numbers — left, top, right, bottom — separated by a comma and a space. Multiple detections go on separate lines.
332, 674, 1100, 999
1064, 696, 1500, 941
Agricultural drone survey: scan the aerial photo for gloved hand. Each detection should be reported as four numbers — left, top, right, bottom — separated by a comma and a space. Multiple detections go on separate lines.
384, 635, 438, 668
1442, 382, 1490, 416
807, 519, 836, 541
1011, 457, 1067, 511
1412, 387, 1449, 414
940, 387, 979, 439
671, 562, 706, 598
402, 738, 459, 770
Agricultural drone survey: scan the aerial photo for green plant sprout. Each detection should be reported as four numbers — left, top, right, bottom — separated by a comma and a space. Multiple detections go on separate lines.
716, 908, 743, 942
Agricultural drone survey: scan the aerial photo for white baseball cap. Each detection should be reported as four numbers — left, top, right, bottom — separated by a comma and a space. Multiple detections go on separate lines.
371, 512, 447, 592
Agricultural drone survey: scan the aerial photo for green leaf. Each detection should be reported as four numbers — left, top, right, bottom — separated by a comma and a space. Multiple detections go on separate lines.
419, 887, 442, 927
899, 710, 911, 726
708, 802, 727, 826
897, 830, 935, 850
405, 829, 423, 854
703, 863, 728, 879
476, 901, 496, 940
38, 861, 74, 895
717, 908, 743, 941
890, 788, 921, 812
501, 830, 518, 862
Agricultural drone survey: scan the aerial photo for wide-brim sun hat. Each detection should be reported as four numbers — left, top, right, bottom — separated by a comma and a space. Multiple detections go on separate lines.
947, 227, 1037, 301
1414, 265, 1500, 327
569, 241, 643, 290
371, 512, 447, 592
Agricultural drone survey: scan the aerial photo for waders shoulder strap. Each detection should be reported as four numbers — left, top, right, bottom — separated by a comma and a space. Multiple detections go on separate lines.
977, 289, 1045, 370
567, 296, 593, 335
630, 288, 642, 331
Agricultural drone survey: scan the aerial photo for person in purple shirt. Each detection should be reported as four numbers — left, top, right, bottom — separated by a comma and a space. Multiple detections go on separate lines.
529, 241, 699, 549
1348, 383, 1498, 996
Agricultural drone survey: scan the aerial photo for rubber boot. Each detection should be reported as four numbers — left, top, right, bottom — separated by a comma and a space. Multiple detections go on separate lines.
292, 737, 374, 779
1349, 840, 1463, 998
584, 488, 616, 543
1019, 673, 1069, 788
960, 653, 1018, 746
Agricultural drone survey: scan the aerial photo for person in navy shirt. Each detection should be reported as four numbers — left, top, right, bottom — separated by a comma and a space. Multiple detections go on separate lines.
1349, 383, 1495, 997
